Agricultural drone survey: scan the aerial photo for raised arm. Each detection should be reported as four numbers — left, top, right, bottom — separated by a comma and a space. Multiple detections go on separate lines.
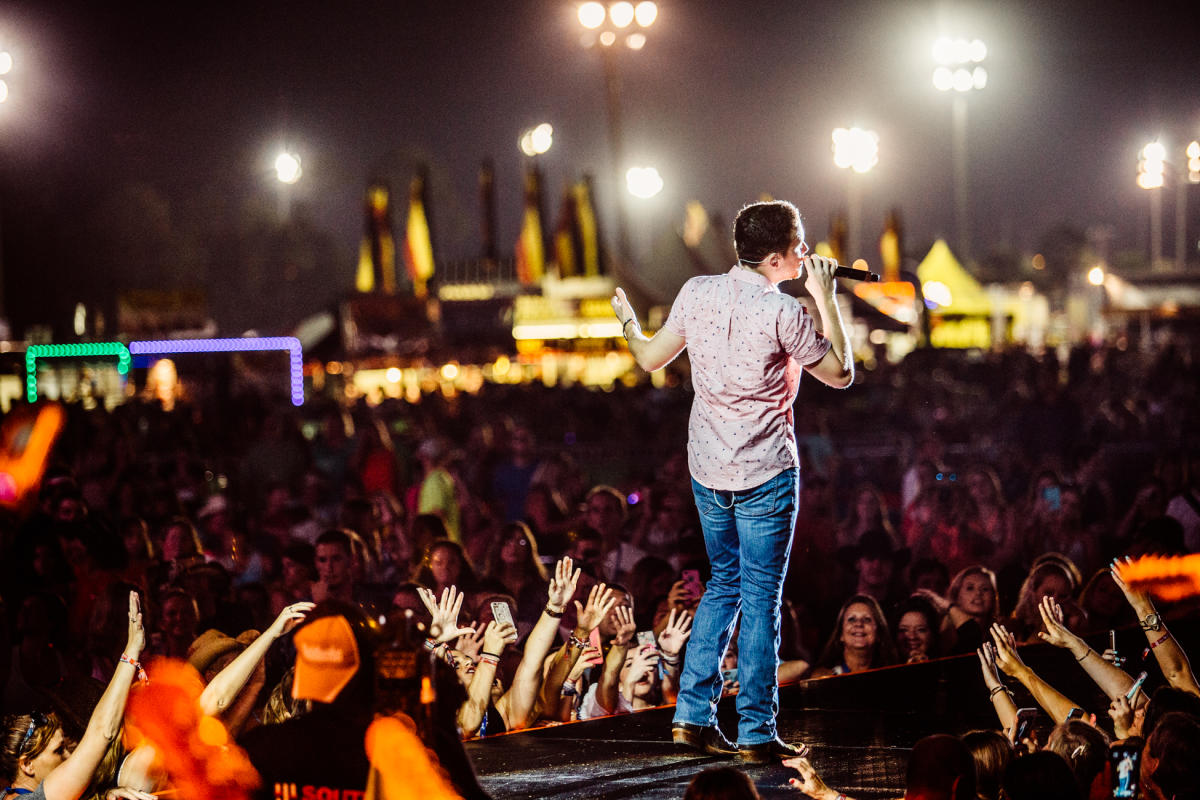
1112, 558, 1200, 696
656, 608, 692, 704
1035, 595, 1138, 703
496, 557, 581, 730
801, 256, 853, 389
199, 602, 314, 717
978, 643, 1017, 733
457, 622, 517, 736
596, 605, 636, 715
990, 623, 1078, 724
535, 583, 616, 722
610, 287, 686, 373
43, 592, 145, 800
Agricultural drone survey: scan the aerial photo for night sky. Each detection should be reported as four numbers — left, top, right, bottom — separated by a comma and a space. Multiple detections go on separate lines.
0, 0, 1196, 335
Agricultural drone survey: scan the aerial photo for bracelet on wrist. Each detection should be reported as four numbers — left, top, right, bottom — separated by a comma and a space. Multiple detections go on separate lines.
544, 605, 564, 618
478, 654, 500, 667
568, 634, 588, 650
622, 318, 636, 339
988, 685, 1007, 699
120, 653, 148, 683
1075, 648, 1093, 662
1150, 632, 1171, 650
424, 638, 440, 652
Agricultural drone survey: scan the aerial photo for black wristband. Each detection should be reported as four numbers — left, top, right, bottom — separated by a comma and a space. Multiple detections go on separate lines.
544, 605, 564, 618
481, 651, 502, 660
622, 318, 635, 338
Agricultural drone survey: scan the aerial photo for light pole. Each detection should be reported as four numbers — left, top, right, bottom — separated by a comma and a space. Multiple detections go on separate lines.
831, 127, 879, 260
932, 36, 987, 262
1137, 139, 1199, 271
576, 1, 657, 271
274, 149, 302, 221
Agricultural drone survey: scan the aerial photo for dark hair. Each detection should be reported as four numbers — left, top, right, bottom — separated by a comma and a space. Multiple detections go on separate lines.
1146, 711, 1200, 800
816, 594, 898, 670
1145, 685, 1200, 737
891, 595, 943, 660
683, 766, 761, 800
483, 521, 548, 585
961, 729, 1011, 800
1001, 750, 1081, 800
733, 201, 799, 265
315, 528, 353, 555
1046, 720, 1109, 798
906, 734, 976, 800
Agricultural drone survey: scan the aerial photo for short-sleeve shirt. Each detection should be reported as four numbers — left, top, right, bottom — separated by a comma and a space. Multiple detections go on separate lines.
663, 266, 830, 491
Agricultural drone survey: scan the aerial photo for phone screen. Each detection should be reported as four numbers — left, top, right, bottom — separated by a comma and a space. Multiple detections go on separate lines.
1042, 485, 1062, 510
637, 631, 656, 648
1011, 708, 1037, 744
490, 601, 514, 628
721, 668, 738, 684
1109, 744, 1141, 799
682, 570, 702, 596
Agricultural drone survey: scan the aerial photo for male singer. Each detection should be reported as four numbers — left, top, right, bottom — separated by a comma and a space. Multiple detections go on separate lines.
610, 200, 853, 764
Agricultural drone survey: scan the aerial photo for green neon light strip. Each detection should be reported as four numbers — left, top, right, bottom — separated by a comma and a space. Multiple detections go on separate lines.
25, 342, 131, 402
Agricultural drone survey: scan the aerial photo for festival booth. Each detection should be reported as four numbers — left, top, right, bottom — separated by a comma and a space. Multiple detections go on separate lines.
916, 239, 996, 349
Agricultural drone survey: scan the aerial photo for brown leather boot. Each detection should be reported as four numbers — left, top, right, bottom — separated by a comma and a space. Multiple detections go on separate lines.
671, 722, 739, 757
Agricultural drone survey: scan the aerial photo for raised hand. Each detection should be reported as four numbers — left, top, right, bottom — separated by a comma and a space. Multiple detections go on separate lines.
482, 620, 518, 654
989, 623, 1028, 680
1110, 556, 1153, 615
575, 583, 617, 632
977, 643, 1004, 692
455, 623, 485, 661
1035, 596, 1079, 650
548, 557, 581, 611
658, 608, 693, 658
268, 601, 315, 639
126, 590, 146, 658
418, 586, 475, 644
1108, 693, 1136, 739
621, 646, 660, 695
567, 646, 604, 682
611, 605, 637, 646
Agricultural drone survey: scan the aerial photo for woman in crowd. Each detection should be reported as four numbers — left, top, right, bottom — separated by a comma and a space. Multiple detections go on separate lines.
413, 540, 478, 597
1, 591, 149, 800
961, 729, 1011, 800
917, 564, 999, 655
482, 522, 549, 624
1003, 554, 1086, 644
810, 595, 897, 678
892, 596, 942, 664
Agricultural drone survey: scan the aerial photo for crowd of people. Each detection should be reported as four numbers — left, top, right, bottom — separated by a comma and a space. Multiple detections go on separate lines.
1, 333, 1199, 797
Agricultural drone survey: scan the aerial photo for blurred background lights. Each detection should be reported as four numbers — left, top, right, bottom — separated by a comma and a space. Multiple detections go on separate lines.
626, 166, 663, 198
609, 2, 635, 28
1188, 140, 1200, 183
625, 32, 646, 50
0, 50, 11, 74
599, 30, 616, 46
578, 2, 605, 29
385, 367, 402, 383
440, 363, 459, 380
634, 2, 658, 27
1138, 141, 1166, 189
923, 281, 953, 308
832, 127, 879, 173
933, 37, 987, 65
274, 151, 302, 184
519, 123, 554, 156
1088, 266, 1105, 286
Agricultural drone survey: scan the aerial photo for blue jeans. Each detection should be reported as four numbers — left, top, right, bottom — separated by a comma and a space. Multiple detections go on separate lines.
672, 468, 798, 745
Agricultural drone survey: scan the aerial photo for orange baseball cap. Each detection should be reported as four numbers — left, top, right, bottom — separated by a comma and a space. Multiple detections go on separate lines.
291, 615, 360, 704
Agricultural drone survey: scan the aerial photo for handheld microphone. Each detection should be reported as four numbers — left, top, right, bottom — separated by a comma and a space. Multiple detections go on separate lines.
834, 259, 881, 282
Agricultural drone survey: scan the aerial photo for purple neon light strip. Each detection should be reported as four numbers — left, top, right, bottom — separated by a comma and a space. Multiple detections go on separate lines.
129, 337, 304, 406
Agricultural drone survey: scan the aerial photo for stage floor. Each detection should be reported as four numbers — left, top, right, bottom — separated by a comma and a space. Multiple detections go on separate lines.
466, 624, 1171, 799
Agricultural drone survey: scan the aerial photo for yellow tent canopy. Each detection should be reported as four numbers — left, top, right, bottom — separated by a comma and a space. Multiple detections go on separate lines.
916, 239, 991, 315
